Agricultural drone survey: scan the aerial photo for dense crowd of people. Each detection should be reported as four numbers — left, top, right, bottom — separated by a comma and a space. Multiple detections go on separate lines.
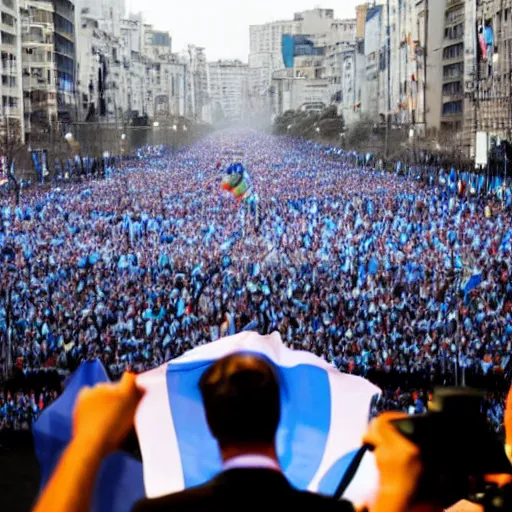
1, 132, 511, 431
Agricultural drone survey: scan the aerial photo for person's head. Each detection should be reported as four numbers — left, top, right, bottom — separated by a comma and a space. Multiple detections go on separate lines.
199, 353, 281, 454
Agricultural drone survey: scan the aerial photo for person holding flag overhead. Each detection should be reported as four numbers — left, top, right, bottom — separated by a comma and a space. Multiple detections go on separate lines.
133, 353, 355, 511
33, 340, 448, 512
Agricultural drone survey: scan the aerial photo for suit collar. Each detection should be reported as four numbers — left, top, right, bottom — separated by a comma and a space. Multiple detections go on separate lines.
213, 468, 292, 491
223, 454, 281, 472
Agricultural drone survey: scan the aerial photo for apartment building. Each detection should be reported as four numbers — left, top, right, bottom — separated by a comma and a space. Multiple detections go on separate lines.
0, 0, 23, 143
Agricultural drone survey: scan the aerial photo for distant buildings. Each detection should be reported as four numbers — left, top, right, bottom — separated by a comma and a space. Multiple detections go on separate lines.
362, 5, 383, 120
0, 0, 509, 161
251, 8, 357, 116
441, 0, 465, 133
0, 0, 215, 152
20, 0, 59, 142
465, 0, 512, 157
264, 8, 358, 117
207, 59, 248, 122
1, 0, 24, 142
177, 45, 209, 121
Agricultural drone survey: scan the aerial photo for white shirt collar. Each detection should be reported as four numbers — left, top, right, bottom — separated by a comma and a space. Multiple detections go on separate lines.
223, 454, 281, 472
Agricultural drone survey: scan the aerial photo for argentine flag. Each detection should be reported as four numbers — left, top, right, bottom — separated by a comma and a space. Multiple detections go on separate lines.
35, 331, 380, 512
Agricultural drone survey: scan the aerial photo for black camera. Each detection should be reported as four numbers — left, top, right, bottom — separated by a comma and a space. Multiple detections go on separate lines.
391, 388, 512, 509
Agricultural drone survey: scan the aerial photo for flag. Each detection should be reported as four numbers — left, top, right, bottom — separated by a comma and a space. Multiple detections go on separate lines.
35, 332, 380, 511
463, 272, 483, 303
136, 331, 380, 505
33, 361, 146, 512
464, 272, 482, 294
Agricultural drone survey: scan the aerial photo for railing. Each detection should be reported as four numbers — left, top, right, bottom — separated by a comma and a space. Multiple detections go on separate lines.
445, 0, 464, 8
443, 33, 464, 44
441, 55, 464, 65
442, 92, 464, 102
440, 110, 463, 118
0, 63, 17, 74
0, 22, 16, 34
1, 106, 21, 116
442, 73, 463, 82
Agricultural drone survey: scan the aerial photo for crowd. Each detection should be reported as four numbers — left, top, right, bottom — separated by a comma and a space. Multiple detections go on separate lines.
1, 132, 511, 431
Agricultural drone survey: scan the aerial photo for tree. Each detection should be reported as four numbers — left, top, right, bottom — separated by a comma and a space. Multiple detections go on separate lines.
318, 105, 338, 121
273, 107, 344, 143
346, 115, 374, 149
273, 110, 296, 135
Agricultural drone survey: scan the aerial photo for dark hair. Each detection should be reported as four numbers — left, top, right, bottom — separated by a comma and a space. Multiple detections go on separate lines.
199, 353, 281, 447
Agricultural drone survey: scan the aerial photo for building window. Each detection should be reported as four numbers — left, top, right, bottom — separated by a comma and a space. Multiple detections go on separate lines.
443, 62, 463, 78
2, 95, 18, 107
32, 9, 53, 24
1, 12, 15, 26
442, 100, 462, 115
54, 14, 73, 36
442, 43, 463, 59
444, 23, 464, 39
1, 74, 15, 86
445, 8, 464, 25
1, 31, 15, 45
442, 81, 462, 95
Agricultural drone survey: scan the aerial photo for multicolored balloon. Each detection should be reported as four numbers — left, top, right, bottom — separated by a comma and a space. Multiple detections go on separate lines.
220, 162, 253, 201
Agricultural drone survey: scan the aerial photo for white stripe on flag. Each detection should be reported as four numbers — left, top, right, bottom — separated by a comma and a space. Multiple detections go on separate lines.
308, 369, 379, 504
136, 363, 184, 496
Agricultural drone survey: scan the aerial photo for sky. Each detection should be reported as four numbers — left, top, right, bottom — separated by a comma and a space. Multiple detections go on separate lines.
129, 0, 359, 61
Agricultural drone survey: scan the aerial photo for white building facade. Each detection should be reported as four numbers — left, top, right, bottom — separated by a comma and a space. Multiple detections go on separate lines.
250, 8, 358, 121
20, 0, 58, 140
1, 0, 24, 143
207, 59, 248, 122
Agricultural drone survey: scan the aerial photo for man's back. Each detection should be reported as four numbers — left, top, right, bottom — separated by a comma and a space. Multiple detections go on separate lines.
132, 468, 354, 511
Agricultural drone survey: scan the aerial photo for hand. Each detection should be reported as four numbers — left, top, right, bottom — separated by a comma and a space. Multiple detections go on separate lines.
72, 372, 144, 456
362, 412, 422, 512
505, 386, 512, 461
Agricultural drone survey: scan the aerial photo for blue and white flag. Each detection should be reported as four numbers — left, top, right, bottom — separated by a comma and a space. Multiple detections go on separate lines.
463, 272, 483, 300
136, 331, 380, 505
35, 332, 380, 511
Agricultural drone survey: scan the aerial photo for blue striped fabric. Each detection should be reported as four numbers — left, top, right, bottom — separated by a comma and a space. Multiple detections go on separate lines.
167, 355, 331, 490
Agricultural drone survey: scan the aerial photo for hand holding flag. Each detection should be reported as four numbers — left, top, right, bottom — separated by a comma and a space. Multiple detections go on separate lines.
73, 372, 144, 456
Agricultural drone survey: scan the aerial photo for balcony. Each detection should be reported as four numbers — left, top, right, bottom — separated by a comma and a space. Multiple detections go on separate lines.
445, 0, 464, 9
1, 0, 15, 14
0, 39, 16, 50
442, 73, 463, 83
0, 22, 16, 36
442, 55, 464, 66
54, 27, 74, 43
23, 35, 54, 45
23, 76, 52, 90
443, 33, 463, 45
1, 63, 17, 74
1, 106, 21, 117
442, 92, 464, 102
441, 110, 463, 119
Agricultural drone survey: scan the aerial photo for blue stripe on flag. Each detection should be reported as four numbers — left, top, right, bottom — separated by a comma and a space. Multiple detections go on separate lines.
317, 448, 360, 496
166, 354, 331, 490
